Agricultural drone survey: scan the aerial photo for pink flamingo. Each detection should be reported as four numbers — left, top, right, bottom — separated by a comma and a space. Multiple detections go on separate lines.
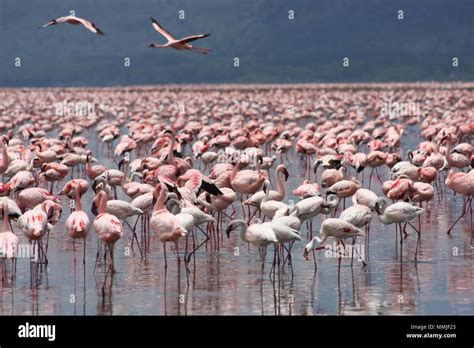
65, 184, 91, 265
93, 185, 123, 273
149, 17, 211, 54
150, 183, 187, 268
40, 15, 104, 35
0, 199, 19, 261
445, 170, 474, 234
442, 134, 471, 170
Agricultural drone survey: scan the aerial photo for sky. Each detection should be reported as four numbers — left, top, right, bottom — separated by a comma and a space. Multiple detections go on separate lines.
0, 0, 473, 86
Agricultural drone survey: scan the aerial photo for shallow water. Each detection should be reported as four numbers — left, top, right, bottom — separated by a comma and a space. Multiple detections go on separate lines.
0, 123, 473, 316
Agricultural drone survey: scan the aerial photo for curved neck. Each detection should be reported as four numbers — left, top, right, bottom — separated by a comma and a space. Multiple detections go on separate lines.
232, 220, 247, 240
274, 168, 285, 196
27, 157, 35, 170
262, 183, 270, 203
153, 184, 167, 212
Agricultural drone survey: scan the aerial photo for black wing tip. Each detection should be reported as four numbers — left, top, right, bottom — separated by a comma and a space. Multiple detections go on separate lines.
201, 180, 223, 196
203, 33, 212, 38
150, 17, 159, 25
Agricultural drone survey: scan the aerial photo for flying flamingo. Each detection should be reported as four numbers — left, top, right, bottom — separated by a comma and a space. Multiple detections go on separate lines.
149, 17, 211, 54
39, 15, 104, 35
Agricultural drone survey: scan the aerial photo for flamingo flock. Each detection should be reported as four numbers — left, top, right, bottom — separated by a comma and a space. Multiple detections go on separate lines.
0, 83, 472, 291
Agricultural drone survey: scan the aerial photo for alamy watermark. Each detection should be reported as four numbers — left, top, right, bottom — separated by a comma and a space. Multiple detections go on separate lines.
216, 147, 260, 166
55, 100, 97, 117
324, 242, 365, 262
0, 243, 39, 262
380, 101, 421, 119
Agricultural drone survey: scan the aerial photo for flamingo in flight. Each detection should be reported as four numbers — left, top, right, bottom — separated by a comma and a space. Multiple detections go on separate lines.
149, 17, 211, 54
39, 15, 105, 35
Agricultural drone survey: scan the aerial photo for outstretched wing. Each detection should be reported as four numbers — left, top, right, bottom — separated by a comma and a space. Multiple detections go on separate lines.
75, 16, 105, 35
39, 16, 68, 28
180, 33, 211, 43
185, 173, 223, 196
150, 17, 175, 41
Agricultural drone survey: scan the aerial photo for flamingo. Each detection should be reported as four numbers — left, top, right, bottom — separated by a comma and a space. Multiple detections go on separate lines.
292, 179, 320, 199
149, 17, 211, 54
444, 170, 474, 234
244, 164, 289, 207
0, 199, 19, 260
374, 197, 424, 260
442, 134, 471, 170
65, 183, 91, 265
226, 219, 278, 247
150, 183, 187, 268
18, 201, 57, 263
259, 180, 288, 219
40, 15, 104, 35
18, 187, 60, 212
303, 218, 366, 271
93, 186, 123, 273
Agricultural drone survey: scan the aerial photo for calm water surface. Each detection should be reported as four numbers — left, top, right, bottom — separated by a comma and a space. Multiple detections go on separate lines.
0, 125, 473, 316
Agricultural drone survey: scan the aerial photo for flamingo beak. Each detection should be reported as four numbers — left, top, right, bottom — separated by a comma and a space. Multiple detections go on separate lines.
283, 168, 289, 181
374, 203, 381, 215
225, 226, 232, 238
303, 248, 309, 261
313, 161, 319, 173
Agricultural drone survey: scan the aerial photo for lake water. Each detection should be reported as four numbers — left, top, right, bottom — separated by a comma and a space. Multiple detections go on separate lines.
0, 120, 472, 316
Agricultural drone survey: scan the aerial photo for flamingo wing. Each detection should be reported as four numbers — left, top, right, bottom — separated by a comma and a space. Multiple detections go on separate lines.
180, 33, 211, 43
183, 172, 222, 196
74, 16, 104, 35
150, 17, 175, 41
39, 16, 68, 28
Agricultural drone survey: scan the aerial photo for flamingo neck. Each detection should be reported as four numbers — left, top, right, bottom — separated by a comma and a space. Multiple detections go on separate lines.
274, 168, 285, 196
2, 202, 9, 232
444, 138, 452, 161
262, 184, 270, 203
230, 162, 240, 181
1, 141, 8, 166
74, 185, 82, 212
86, 155, 92, 170
167, 135, 175, 164
27, 157, 35, 171
98, 191, 107, 215
122, 161, 130, 185
153, 185, 167, 212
